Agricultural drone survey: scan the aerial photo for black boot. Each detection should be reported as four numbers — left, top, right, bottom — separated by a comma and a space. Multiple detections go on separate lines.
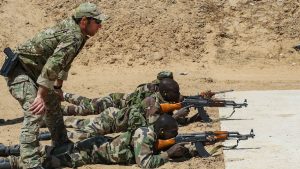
0, 144, 20, 157
0, 144, 7, 157
0, 157, 11, 169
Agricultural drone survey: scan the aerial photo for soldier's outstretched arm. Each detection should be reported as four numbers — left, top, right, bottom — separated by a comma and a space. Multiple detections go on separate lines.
62, 92, 127, 116
62, 93, 96, 116
63, 93, 92, 106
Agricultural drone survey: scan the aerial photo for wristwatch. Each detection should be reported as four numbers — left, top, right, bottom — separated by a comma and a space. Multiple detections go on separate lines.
53, 85, 62, 89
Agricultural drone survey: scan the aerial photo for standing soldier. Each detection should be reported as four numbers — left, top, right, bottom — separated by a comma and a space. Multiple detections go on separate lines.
0, 2, 106, 169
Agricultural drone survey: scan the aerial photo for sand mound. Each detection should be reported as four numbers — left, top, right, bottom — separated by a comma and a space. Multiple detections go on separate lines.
27, 0, 299, 67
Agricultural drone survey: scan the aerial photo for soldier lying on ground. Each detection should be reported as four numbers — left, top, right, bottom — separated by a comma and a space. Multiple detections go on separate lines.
61, 71, 174, 116
63, 78, 206, 139
61, 70, 214, 117
62, 72, 215, 130
0, 114, 194, 169
38, 71, 173, 128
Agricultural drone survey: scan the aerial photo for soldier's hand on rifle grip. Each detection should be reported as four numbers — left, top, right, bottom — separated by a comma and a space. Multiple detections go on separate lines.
172, 107, 190, 120
166, 143, 189, 158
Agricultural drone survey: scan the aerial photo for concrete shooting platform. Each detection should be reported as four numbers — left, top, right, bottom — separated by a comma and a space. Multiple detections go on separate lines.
218, 90, 300, 169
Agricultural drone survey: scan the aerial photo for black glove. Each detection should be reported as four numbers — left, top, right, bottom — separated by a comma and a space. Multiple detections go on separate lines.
166, 144, 189, 158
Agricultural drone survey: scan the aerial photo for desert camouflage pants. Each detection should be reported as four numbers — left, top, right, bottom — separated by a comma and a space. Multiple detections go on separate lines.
62, 92, 128, 116
6, 64, 69, 168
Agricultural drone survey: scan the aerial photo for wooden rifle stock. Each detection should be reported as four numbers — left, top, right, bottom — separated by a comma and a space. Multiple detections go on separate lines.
155, 138, 176, 150
160, 103, 183, 113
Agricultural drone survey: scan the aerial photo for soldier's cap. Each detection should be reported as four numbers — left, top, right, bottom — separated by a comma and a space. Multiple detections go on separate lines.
157, 71, 173, 80
74, 2, 108, 21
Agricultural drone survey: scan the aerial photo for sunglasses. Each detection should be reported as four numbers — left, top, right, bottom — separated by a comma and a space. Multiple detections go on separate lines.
94, 18, 102, 25
87, 17, 102, 25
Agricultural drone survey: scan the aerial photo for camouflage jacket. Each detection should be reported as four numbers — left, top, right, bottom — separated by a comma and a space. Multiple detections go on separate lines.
142, 92, 168, 125
15, 18, 87, 89
132, 125, 169, 168
69, 125, 168, 168
114, 92, 168, 133
125, 82, 160, 106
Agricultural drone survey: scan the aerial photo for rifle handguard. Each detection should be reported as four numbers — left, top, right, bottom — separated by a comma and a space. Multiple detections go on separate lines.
214, 134, 228, 141
160, 103, 183, 113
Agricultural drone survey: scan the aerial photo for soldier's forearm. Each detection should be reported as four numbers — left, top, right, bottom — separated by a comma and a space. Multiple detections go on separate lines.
138, 154, 168, 168
37, 85, 48, 98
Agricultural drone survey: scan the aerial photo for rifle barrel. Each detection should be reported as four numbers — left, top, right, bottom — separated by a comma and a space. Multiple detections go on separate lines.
214, 89, 234, 94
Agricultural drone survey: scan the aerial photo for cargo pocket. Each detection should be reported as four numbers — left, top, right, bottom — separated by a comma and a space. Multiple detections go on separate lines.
8, 75, 30, 104
20, 133, 37, 144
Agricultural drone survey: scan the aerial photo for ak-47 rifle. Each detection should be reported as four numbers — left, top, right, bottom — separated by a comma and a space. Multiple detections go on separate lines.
156, 129, 255, 157
160, 92, 248, 122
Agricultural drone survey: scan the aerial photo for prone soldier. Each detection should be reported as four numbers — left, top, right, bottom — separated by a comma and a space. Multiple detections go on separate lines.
0, 114, 192, 168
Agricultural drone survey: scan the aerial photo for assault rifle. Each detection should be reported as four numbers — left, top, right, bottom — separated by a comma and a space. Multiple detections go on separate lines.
156, 129, 255, 157
3, 130, 255, 157
160, 94, 248, 122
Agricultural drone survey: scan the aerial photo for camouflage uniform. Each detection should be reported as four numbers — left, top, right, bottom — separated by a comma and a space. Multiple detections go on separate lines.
62, 92, 128, 116
62, 71, 173, 117
1, 2, 108, 168
63, 84, 160, 129
66, 92, 167, 139
1, 126, 170, 168
63, 70, 173, 128
4, 16, 89, 169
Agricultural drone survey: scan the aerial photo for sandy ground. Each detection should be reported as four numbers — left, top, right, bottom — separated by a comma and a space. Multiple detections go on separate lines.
0, 0, 300, 168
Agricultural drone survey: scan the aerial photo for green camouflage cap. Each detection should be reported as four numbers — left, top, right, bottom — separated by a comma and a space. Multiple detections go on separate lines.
74, 2, 107, 21
157, 71, 173, 80
151, 71, 173, 84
